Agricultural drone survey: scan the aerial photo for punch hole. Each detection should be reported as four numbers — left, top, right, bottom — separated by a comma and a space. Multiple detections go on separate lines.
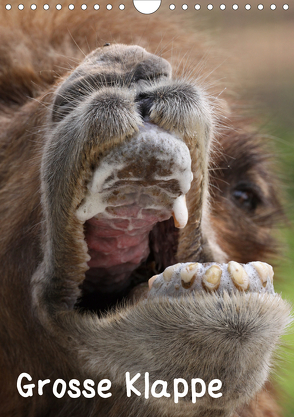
245, 3, 251, 9
257, 4, 263, 9
56, 4, 62, 9
220, 4, 226, 9
270, 4, 276, 9
283, 4, 289, 9
133, 0, 161, 14
182, 4, 188, 9
119, 4, 125, 9
5, 3, 11, 9
232, 4, 238, 10
194, 4, 200, 9
94, 4, 100, 9
68, 4, 74, 10
18, 4, 24, 9
81, 4, 87, 9
30, 4, 37, 9
169, 4, 175, 9
43, 3, 49, 9
207, 4, 213, 10
106, 4, 112, 9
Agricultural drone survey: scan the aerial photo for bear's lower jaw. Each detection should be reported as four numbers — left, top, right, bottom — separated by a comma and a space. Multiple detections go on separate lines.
147, 261, 275, 298
132, 292, 291, 415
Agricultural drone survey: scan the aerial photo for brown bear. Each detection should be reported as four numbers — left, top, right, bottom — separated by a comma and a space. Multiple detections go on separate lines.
0, 4, 291, 417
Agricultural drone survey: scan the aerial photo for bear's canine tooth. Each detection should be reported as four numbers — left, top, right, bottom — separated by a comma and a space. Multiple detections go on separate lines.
251, 261, 274, 286
180, 263, 199, 288
172, 195, 188, 229
163, 263, 181, 282
172, 213, 181, 229
202, 265, 222, 291
228, 261, 249, 291
148, 275, 159, 289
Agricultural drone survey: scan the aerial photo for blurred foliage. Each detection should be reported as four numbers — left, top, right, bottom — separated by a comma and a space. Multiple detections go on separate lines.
188, 8, 294, 414
272, 125, 294, 417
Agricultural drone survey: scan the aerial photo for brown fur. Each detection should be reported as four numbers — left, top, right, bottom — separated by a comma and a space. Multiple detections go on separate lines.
0, 4, 291, 417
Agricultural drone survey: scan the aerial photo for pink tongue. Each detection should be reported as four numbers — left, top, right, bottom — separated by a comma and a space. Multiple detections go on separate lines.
84, 204, 171, 292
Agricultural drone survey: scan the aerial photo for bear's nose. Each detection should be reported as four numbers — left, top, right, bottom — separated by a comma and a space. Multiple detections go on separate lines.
132, 52, 172, 83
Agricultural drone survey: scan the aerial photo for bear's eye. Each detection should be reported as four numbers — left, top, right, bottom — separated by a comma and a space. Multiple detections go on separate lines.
232, 184, 261, 212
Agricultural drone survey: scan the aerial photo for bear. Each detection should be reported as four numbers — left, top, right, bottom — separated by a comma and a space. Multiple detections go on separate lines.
0, 4, 291, 417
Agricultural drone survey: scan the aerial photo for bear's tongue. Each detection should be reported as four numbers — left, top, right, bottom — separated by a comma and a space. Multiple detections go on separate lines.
77, 123, 193, 294
83, 204, 172, 293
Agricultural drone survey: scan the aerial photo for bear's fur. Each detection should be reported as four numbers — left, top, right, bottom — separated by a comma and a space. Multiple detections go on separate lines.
0, 4, 291, 417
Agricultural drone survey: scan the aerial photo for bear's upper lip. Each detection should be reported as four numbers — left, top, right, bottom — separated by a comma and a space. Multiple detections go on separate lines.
75, 123, 194, 311
76, 122, 193, 224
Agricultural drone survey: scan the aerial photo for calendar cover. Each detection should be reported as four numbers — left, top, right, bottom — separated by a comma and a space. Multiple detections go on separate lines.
0, 1, 293, 416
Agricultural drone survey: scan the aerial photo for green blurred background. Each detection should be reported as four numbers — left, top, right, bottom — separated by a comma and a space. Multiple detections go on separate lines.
180, 2, 294, 413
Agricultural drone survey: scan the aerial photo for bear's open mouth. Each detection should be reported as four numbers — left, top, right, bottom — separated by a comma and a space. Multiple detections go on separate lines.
75, 122, 194, 312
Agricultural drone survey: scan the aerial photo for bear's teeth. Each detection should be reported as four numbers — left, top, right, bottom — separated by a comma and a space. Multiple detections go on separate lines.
163, 264, 181, 282
202, 265, 222, 291
228, 261, 249, 291
251, 262, 274, 286
172, 195, 188, 229
148, 275, 159, 289
180, 263, 199, 288
147, 261, 276, 297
